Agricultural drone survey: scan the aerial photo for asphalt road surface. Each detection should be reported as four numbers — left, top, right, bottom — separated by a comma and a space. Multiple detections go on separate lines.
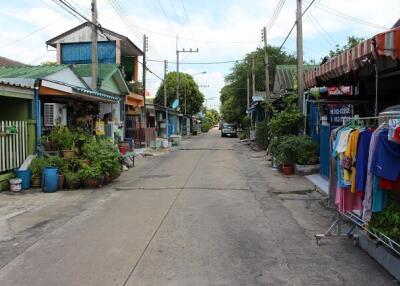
0, 129, 397, 286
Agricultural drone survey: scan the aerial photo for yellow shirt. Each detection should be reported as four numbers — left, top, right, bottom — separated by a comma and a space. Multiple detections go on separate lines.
343, 129, 360, 193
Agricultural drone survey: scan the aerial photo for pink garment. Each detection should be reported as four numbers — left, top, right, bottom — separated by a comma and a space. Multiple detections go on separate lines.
335, 187, 363, 213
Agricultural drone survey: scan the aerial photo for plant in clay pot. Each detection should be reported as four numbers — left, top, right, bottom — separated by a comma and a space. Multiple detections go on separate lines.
49, 125, 75, 158
80, 164, 103, 189
65, 171, 81, 189
30, 157, 47, 187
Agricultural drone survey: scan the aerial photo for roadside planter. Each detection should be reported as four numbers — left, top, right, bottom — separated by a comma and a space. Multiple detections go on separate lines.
358, 230, 400, 281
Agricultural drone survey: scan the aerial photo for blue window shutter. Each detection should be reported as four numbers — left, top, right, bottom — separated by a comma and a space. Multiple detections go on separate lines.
61, 42, 115, 64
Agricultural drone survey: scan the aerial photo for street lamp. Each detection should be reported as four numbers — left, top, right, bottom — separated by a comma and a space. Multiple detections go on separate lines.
183, 72, 207, 115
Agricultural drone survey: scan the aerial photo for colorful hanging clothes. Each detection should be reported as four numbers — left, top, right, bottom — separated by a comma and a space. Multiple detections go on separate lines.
379, 177, 400, 191
388, 119, 400, 143
335, 187, 363, 213
371, 129, 400, 181
355, 129, 373, 193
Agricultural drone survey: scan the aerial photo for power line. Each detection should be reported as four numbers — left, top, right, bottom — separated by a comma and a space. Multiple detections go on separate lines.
148, 59, 244, 65
179, 0, 195, 39
278, 0, 317, 51
267, 0, 286, 33
156, 0, 178, 35
137, 60, 163, 81
0, 16, 63, 49
308, 14, 336, 47
316, 3, 389, 30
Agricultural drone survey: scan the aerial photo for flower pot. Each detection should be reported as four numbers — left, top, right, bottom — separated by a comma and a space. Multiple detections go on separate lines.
66, 181, 81, 189
104, 173, 113, 185
31, 176, 41, 188
84, 178, 102, 189
57, 174, 65, 190
62, 150, 75, 159
281, 164, 294, 175
118, 146, 128, 155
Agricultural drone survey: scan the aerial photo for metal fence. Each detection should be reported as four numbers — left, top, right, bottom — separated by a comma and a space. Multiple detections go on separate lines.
0, 121, 28, 172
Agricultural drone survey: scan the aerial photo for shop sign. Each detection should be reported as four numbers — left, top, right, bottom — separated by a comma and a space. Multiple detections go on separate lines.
327, 104, 352, 125
327, 86, 352, 96
95, 120, 105, 136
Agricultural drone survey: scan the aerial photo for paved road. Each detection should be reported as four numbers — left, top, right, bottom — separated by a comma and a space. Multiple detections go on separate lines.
0, 129, 397, 285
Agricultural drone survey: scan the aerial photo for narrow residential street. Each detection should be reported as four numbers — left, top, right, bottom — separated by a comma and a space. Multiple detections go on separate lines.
0, 129, 396, 286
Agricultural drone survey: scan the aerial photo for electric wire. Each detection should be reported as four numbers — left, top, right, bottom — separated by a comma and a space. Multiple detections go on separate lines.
179, 0, 195, 39
308, 14, 336, 47
267, 0, 286, 33
148, 59, 244, 65
156, 0, 179, 35
278, 0, 317, 51
316, 3, 389, 30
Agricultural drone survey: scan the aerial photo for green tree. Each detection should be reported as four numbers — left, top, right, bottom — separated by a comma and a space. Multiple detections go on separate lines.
220, 47, 296, 124
205, 109, 220, 125
154, 72, 204, 115
329, 36, 365, 57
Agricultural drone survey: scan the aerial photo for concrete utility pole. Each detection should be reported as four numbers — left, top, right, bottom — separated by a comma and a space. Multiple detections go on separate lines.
252, 54, 256, 98
164, 59, 169, 138
176, 35, 198, 101
142, 34, 148, 127
262, 26, 270, 100
91, 0, 98, 90
296, 0, 304, 111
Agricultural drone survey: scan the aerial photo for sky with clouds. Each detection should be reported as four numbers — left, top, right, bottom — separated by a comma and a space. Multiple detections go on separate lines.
0, 0, 399, 109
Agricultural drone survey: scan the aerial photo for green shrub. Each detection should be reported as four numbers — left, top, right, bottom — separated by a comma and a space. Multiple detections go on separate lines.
267, 109, 304, 138
369, 192, 400, 243
65, 171, 81, 185
80, 164, 103, 180
201, 118, 212, 133
30, 157, 48, 177
269, 135, 318, 166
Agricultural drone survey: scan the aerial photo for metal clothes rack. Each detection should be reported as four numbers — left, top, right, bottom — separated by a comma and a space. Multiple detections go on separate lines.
315, 111, 400, 256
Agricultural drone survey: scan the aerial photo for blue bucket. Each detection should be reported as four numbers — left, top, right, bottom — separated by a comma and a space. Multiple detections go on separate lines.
15, 169, 31, 190
42, 167, 58, 193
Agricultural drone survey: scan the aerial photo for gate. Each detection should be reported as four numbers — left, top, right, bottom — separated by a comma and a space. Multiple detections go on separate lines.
0, 121, 28, 172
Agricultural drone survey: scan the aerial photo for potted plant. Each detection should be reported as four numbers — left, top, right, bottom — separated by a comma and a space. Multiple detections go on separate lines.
49, 125, 75, 158
80, 163, 103, 189
30, 157, 47, 187
270, 135, 297, 175
64, 171, 81, 189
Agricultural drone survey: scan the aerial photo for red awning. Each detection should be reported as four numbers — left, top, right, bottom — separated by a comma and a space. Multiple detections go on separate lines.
375, 26, 400, 59
304, 26, 400, 88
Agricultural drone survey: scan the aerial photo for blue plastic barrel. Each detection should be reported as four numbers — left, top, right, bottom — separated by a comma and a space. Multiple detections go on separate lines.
15, 169, 31, 189
42, 167, 58, 193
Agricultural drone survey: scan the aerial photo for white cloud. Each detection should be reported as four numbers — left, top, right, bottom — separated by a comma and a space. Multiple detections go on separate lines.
0, 0, 399, 105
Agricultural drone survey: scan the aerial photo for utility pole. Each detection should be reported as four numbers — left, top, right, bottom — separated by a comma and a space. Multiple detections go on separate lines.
142, 34, 148, 127
164, 59, 169, 138
296, 0, 304, 111
262, 26, 270, 100
252, 54, 256, 98
176, 35, 198, 101
91, 0, 98, 90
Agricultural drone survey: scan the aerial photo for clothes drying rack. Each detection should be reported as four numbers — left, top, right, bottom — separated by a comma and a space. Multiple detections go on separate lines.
315, 112, 400, 256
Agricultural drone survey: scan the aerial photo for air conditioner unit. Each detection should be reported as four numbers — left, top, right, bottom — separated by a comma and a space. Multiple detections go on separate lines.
44, 103, 67, 127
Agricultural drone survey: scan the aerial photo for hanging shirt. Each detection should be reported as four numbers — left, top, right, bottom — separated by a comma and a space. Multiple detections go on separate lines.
362, 124, 387, 222
343, 129, 360, 192
335, 128, 353, 153
355, 129, 373, 193
371, 129, 400, 181
379, 177, 400, 191
371, 176, 388, 213
388, 119, 400, 143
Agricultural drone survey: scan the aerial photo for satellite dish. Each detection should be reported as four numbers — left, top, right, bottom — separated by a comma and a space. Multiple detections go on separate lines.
172, 99, 180, 109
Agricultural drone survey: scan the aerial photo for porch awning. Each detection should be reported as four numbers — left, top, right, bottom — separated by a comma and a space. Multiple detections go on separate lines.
304, 26, 400, 88
375, 27, 400, 59
40, 79, 120, 103
304, 38, 374, 88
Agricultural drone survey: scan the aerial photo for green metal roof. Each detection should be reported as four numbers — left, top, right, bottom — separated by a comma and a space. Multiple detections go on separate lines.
0, 65, 68, 79
273, 65, 317, 95
72, 64, 120, 81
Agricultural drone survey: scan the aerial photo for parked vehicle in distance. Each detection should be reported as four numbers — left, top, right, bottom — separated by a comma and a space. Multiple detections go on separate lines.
221, 123, 237, 137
